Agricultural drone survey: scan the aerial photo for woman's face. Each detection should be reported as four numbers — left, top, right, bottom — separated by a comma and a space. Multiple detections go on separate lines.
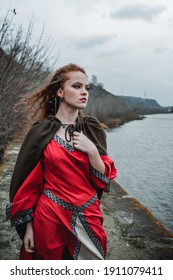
57, 71, 89, 110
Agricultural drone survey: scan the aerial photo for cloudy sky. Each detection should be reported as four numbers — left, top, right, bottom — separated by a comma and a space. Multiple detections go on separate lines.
0, 0, 173, 106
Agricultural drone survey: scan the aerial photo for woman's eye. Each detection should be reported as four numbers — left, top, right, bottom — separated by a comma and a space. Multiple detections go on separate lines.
73, 84, 80, 89
72, 84, 90, 91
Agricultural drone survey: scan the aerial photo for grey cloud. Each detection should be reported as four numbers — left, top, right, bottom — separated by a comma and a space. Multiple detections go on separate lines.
154, 47, 170, 54
72, 34, 117, 49
99, 48, 129, 58
110, 4, 167, 22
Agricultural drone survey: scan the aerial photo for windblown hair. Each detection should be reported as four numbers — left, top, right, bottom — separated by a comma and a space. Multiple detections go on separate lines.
27, 63, 87, 120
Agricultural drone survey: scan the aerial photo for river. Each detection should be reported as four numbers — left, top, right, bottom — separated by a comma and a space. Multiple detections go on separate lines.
107, 113, 173, 233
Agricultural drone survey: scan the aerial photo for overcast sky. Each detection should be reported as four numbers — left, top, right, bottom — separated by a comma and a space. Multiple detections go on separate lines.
0, 0, 173, 106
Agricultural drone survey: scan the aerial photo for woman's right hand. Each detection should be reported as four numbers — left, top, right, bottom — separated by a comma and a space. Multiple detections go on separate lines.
23, 222, 35, 253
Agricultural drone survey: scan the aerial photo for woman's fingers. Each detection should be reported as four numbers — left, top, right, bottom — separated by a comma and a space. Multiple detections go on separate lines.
73, 131, 81, 139
24, 239, 35, 253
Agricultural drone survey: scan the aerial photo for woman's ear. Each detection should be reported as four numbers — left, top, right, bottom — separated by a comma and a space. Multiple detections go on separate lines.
57, 88, 63, 98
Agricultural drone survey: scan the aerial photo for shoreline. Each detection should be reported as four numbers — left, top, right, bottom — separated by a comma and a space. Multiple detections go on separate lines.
103, 180, 173, 259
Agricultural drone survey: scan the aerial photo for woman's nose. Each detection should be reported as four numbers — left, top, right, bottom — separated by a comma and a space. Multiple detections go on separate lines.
82, 87, 88, 95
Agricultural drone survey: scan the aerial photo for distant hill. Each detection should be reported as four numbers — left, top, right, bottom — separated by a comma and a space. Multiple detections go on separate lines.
119, 96, 169, 114
84, 84, 143, 127
84, 84, 171, 127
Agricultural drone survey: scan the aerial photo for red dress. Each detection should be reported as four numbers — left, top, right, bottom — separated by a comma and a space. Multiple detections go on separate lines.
7, 134, 117, 259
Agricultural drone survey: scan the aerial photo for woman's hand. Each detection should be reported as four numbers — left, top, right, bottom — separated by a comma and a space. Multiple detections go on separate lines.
73, 131, 96, 154
23, 222, 35, 253
73, 132, 105, 174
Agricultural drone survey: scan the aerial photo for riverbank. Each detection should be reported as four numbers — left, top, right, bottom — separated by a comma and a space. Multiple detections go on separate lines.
101, 114, 145, 129
0, 141, 173, 260
102, 180, 173, 259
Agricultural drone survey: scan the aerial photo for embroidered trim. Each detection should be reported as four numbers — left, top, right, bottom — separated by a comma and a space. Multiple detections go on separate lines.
78, 212, 105, 259
90, 166, 110, 184
73, 240, 81, 260
6, 203, 35, 226
43, 188, 104, 259
105, 181, 111, 192
53, 134, 76, 152
44, 189, 97, 211
11, 214, 33, 226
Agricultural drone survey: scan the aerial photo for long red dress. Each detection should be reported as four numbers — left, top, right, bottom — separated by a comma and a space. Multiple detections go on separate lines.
7, 133, 117, 259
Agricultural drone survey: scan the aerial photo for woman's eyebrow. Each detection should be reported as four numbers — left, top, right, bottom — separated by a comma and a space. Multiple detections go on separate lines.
73, 81, 89, 86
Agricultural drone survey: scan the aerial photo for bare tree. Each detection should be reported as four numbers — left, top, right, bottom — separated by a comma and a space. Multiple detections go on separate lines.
90, 75, 98, 85
0, 10, 58, 160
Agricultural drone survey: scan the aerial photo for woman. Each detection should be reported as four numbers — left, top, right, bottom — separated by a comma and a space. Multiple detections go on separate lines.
6, 63, 117, 260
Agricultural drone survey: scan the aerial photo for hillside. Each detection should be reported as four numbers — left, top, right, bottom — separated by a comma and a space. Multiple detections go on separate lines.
84, 85, 171, 127
84, 84, 142, 127
119, 96, 169, 114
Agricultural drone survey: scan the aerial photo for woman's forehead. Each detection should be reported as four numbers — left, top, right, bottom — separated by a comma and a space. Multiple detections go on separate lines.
66, 71, 88, 83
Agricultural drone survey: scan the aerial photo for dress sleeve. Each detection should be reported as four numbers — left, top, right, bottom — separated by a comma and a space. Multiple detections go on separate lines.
6, 160, 44, 226
90, 155, 117, 192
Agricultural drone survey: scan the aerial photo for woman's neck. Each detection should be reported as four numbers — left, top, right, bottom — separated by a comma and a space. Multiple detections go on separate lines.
55, 107, 78, 124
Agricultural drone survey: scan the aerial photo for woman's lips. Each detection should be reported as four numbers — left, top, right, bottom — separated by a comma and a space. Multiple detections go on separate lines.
79, 98, 87, 102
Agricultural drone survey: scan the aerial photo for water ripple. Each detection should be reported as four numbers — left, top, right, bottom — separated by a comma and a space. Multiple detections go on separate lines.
107, 114, 173, 233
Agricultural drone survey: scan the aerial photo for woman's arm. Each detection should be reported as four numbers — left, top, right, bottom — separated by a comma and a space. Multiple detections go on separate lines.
87, 144, 105, 174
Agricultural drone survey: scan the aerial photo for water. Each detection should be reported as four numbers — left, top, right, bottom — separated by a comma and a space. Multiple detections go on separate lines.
107, 114, 173, 233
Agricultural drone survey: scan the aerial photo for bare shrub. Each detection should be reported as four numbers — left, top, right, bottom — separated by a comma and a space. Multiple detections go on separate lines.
0, 10, 58, 160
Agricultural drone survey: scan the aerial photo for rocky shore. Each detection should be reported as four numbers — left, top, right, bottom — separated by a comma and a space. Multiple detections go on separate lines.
102, 181, 173, 260
0, 141, 173, 260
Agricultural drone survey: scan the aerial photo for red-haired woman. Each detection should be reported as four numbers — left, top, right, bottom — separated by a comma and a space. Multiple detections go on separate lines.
7, 63, 117, 260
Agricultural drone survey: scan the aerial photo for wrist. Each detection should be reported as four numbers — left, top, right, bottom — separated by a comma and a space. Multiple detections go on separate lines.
87, 145, 98, 157
26, 221, 33, 229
